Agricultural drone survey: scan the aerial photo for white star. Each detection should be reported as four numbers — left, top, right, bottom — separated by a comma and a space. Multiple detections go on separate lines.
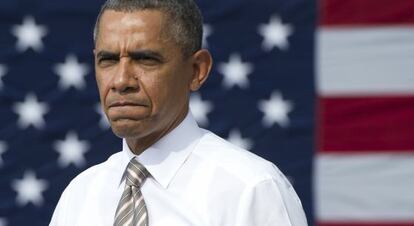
95, 103, 110, 129
258, 91, 293, 128
203, 24, 213, 48
227, 129, 253, 150
218, 54, 253, 89
0, 64, 7, 88
12, 171, 48, 206
0, 218, 7, 226
0, 141, 7, 167
54, 131, 90, 168
13, 93, 49, 129
54, 54, 90, 90
11, 16, 48, 52
190, 93, 213, 126
258, 15, 293, 51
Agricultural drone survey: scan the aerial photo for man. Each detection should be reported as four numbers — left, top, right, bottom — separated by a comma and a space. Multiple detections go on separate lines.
50, 0, 308, 225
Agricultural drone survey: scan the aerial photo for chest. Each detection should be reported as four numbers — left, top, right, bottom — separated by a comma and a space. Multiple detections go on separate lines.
65, 180, 241, 226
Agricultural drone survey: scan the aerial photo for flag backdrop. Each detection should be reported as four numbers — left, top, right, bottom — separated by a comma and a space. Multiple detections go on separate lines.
316, 0, 414, 225
0, 0, 413, 226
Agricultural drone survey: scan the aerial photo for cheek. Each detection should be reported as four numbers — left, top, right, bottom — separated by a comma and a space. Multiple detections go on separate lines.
95, 73, 112, 103
140, 76, 167, 108
147, 73, 189, 112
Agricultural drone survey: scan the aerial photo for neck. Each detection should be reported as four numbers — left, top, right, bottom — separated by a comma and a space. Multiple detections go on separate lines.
125, 109, 188, 155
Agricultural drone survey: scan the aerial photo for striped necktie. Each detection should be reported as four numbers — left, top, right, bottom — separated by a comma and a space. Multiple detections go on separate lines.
114, 158, 150, 226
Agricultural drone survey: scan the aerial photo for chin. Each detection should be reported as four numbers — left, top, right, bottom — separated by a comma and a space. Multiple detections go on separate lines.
109, 119, 148, 139
111, 128, 131, 139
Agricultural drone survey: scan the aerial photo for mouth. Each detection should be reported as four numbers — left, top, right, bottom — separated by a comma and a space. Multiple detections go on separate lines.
108, 101, 147, 108
106, 100, 149, 121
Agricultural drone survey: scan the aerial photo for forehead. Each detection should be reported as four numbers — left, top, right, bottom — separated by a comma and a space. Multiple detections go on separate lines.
96, 9, 171, 49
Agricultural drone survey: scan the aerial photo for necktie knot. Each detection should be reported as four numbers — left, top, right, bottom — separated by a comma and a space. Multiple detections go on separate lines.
125, 158, 149, 188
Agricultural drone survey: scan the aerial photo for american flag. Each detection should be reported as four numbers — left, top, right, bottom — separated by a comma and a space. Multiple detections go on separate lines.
0, 0, 413, 226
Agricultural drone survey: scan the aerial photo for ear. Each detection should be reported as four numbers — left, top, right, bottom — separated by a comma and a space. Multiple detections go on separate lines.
190, 49, 213, 91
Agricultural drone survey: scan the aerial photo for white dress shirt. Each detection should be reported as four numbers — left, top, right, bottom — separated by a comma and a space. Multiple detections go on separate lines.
50, 113, 307, 226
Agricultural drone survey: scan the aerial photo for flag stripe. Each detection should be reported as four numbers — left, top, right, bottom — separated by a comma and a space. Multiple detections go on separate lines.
318, 96, 414, 152
316, 0, 414, 226
316, 154, 414, 221
317, 27, 414, 96
320, 0, 414, 26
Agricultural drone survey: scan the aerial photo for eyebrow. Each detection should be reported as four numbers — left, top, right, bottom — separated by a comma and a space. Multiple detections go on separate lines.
96, 50, 118, 60
96, 50, 165, 62
128, 50, 164, 61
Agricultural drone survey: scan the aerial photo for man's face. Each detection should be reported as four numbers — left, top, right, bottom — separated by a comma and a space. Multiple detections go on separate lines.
94, 10, 194, 141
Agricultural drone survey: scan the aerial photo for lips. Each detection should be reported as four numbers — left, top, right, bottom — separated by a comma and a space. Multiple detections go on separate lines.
106, 100, 149, 121
108, 100, 148, 108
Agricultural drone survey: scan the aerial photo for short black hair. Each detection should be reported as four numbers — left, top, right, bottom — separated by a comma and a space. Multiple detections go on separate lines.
93, 0, 204, 57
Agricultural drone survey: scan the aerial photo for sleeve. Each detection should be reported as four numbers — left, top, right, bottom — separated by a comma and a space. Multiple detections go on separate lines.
49, 202, 60, 226
49, 185, 70, 226
235, 176, 308, 226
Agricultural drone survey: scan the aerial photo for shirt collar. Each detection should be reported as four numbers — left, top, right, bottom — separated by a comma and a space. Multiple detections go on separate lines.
117, 112, 203, 189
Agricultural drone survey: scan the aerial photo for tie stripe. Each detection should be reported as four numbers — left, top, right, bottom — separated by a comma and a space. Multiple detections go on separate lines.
114, 158, 149, 226
115, 194, 132, 218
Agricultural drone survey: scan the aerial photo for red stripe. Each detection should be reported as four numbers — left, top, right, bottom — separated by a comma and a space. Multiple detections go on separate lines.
319, 222, 414, 226
320, 0, 414, 26
318, 96, 414, 152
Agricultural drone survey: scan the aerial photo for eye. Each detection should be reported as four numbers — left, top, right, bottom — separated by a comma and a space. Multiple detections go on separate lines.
135, 56, 161, 66
129, 51, 164, 67
97, 56, 118, 67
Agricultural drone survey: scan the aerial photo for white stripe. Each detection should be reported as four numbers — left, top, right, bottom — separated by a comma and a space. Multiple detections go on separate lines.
115, 197, 133, 220
315, 153, 414, 221
117, 207, 133, 225
128, 168, 139, 181
123, 215, 133, 226
317, 27, 414, 96
137, 211, 147, 226
131, 160, 146, 177
135, 195, 143, 209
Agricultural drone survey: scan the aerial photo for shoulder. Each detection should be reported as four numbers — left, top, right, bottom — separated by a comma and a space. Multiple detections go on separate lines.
50, 151, 124, 225
63, 151, 123, 193
190, 130, 307, 225
194, 130, 288, 186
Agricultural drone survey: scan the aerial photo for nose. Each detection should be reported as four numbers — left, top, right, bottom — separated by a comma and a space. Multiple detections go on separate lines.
112, 57, 139, 93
